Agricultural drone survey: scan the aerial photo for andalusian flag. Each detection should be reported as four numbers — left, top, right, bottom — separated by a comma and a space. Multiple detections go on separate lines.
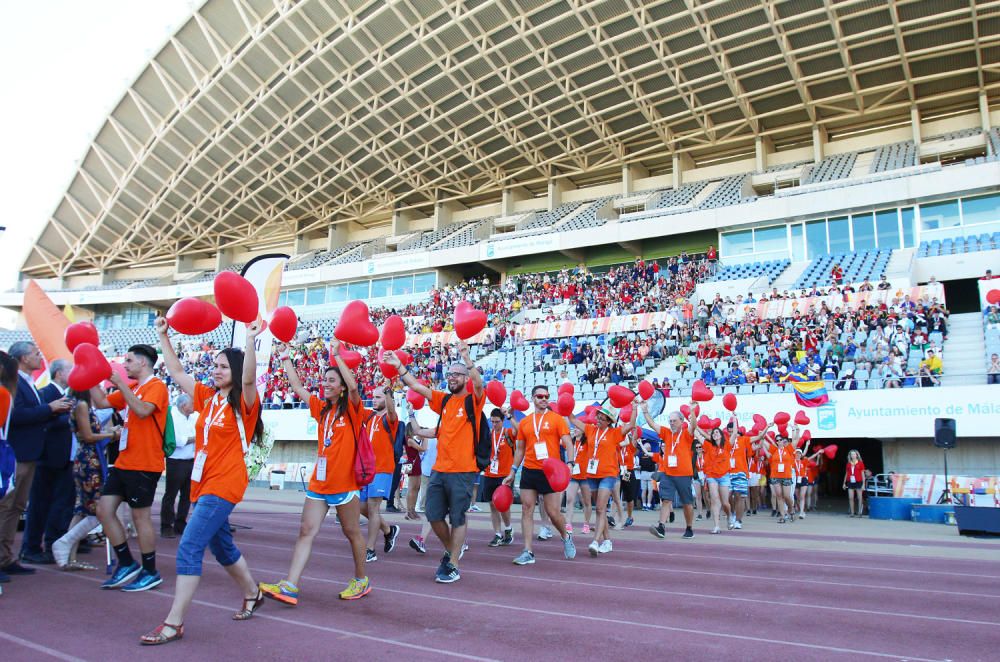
782, 371, 829, 407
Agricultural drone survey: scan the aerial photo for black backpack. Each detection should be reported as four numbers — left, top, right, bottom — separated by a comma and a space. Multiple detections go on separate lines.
438, 393, 491, 471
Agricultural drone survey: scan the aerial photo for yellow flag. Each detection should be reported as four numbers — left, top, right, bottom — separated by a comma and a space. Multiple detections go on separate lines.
63, 304, 76, 323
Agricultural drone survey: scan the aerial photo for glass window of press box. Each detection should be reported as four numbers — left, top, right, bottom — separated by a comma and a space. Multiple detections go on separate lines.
278, 272, 438, 308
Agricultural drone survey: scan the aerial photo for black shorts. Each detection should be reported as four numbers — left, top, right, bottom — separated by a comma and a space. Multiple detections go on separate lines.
846, 480, 862, 490
425, 471, 476, 527
103, 467, 161, 509
480, 475, 505, 503
619, 471, 639, 502
519, 467, 556, 495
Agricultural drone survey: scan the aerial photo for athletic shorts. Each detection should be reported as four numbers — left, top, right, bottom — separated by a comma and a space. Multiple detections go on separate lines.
620, 472, 639, 502
846, 480, 862, 490
587, 476, 617, 491
480, 475, 505, 503
519, 467, 556, 495
102, 467, 161, 509
729, 472, 749, 495
425, 471, 476, 527
658, 474, 694, 506
748, 472, 760, 485
706, 474, 731, 488
770, 478, 794, 487
638, 471, 653, 482
306, 489, 359, 506
360, 472, 392, 502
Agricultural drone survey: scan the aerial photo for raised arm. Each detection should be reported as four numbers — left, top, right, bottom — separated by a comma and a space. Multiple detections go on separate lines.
384, 350, 432, 400
241, 320, 262, 410
687, 402, 697, 436
328, 338, 360, 406
458, 341, 484, 399
640, 400, 658, 431
154, 316, 196, 398
276, 342, 311, 403
382, 377, 398, 425
567, 411, 587, 433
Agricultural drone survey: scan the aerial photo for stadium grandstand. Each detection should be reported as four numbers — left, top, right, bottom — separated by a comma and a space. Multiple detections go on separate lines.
3, 0, 1000, 484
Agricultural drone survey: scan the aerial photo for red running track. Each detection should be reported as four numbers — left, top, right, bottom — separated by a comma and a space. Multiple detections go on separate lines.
1, 509, 998, 661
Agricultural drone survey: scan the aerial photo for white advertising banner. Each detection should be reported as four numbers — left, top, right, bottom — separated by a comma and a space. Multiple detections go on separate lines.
231, 254, 288, 399
481, 233, 560, 260
365, 251, 430, 276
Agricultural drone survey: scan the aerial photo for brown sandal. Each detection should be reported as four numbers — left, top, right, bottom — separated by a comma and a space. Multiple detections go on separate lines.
140, 622, 183, 645
233, 590, 265, 620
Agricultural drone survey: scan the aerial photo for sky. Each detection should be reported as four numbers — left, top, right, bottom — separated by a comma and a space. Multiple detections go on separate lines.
0, 0, 199, 294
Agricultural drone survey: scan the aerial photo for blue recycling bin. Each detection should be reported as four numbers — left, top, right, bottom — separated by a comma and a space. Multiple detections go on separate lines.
868, 496, 922, 520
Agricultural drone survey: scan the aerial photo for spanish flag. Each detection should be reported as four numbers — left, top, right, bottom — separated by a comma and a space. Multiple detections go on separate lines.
782, 372, 829, 408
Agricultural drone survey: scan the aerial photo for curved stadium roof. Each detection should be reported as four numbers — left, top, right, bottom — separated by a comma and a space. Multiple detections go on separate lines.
22, 0, 1000, 278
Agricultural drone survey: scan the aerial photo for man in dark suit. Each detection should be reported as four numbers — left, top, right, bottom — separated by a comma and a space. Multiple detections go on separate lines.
20, 359, 76, 564
0, 342, 72, 577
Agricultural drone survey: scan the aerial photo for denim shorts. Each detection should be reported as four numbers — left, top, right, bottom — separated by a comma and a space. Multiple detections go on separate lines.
770, 478, 794, 487
360, 472, 392, 502
587, 476, 617, 491
175, 494, 241, 576
305, 489, 360, 506
659, 474, 694, 506
706, 474, 732, 488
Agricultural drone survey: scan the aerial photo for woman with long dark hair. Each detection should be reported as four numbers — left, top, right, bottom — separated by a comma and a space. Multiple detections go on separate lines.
140, 316, 265, 645
259, 338, 369, 606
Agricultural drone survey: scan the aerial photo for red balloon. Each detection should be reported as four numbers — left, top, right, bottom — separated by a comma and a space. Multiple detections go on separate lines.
453, 301, 487, 340
511, 390, 530, 412
697, 415, 712, 430
722, 393, 738, 412
485, 380, 507, 407
823, 444, 839, 459
335, 349, 363, 370
67, 343, 112, 392
777, 424, 788, 438
542, 458, 570, 492
380, 314, 406, 351
214, 272, 259, 323
637, 380, 655, 400
680, 404, 691, 418
813, 445, 825, 456
166, 298, 222, 335
987, 289, 1000, 305
269, 306, 298, 343
774, 411, 790, 425
491, 484, 513, 512
103, 361, 136, 389
619, 404, 633, 423
406, 389, 425, 410
801, 430, 812, 444
691, 380, 714, 402
794, 411, 810, 425
557, 382, 574, 396
738, 426, 746, 435
608, 384, 635, 408
753, 413, 766, 429
335, 300, 379, 347
711, 418, 722, 429
378, 349, 412, 379
556, 392, 575, 416
64, 322, 99, 353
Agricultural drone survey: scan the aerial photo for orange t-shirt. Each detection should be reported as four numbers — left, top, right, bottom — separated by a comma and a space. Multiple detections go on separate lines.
728, 435, 751, 475
701, 439, 731, 479
769, 445, 795, 479
430, 389, 485, 473
657, 426, 693, 477
308, 395, 362, 494
483, 426, 514, 478
190, 383, 260, 504
0, 388, 11, 440
518, 410, 569, 470
806, 459, 819, 482
107, 377, 168, 473
364, 409, 398, 475
582, 424, 622, 479
619, 436, 637, 472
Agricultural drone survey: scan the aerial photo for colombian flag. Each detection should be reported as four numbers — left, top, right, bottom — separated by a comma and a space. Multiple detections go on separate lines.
782, 372, 829, 408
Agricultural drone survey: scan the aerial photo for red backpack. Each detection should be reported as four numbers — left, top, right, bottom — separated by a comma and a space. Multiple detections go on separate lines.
351, 410, 377, 487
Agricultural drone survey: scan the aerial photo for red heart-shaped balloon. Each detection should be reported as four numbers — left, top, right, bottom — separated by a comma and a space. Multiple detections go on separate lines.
711, 418, 722, 429
801, 429, 812, 444
619, 404, 632, 423
774, 411, 790, 425
485, 380, 507, 407
335, 300, 379, 347
380, 314, 407, 351
64, 322, 99, 353
637, 380, 654, 400
491, 484, 513, 512
697, 415, 712, 430
68, 343, 111, 392
794, 411, 810, 425
777, 424, 788, 438
557, 382, 574, 396
334, 348, 363, 370
214, 272, 259, 323
608, 385, 635, 408
406, 389, 425, 410
722, 393, 738, 412
167, 298, 222, 335
556, 392, 575, 416
680, 404, 691, 418
453, 301, 487, 340
103, 361, 136, 389
511, 390, 530, 412
823, 444, 838, 459
378, 349, 413, 379
766, 431, 777, 442
987, 289, 1000, 305
269, 306, 298, 343
541, 458, 570, 491
691, 380, 714, 402
753, 413, 767, 429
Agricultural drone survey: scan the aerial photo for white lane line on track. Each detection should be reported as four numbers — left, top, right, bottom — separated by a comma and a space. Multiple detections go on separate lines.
0, 631, 88, 662
32, 567, 499, 662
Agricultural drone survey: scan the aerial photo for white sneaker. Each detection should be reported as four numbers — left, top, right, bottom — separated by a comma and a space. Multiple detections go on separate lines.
51, 538, 71, 567
588, 540, 599, 557
733, 521, 742, 530
728, 514, 736, 527
598, 540, 612, 554
537, 526, 553, 540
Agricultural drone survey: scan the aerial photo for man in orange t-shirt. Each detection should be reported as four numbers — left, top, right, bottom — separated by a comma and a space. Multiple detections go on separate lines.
505, 385, 576, 565
90, 344, 168, 591
360, 382, 400, 563
482, 408, 515, 547
641, 399, 697, 539
388, 341, 484, 584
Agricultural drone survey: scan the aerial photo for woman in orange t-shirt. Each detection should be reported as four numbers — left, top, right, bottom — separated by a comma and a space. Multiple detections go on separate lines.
565, 427, 593, 535
699, 426, 733, 534
483, 408, 516, 546
759, 424, 799, 523
141, 318, 265, 645
259, 339, 369, 606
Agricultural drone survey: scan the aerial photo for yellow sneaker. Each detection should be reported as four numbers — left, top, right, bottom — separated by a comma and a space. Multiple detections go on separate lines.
338, 576, 371, 600
259, 579, 298, 606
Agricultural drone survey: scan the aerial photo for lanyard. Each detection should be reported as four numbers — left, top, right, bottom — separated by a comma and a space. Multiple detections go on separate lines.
122, 374, 155, 423
322, 408, 339, 448
204, 392, 249, 454
668, 428, 683, 455
531, 412, 547, 443
368, 414, 380, 442
492, 428, 504, 460
592, 426, 609, 458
